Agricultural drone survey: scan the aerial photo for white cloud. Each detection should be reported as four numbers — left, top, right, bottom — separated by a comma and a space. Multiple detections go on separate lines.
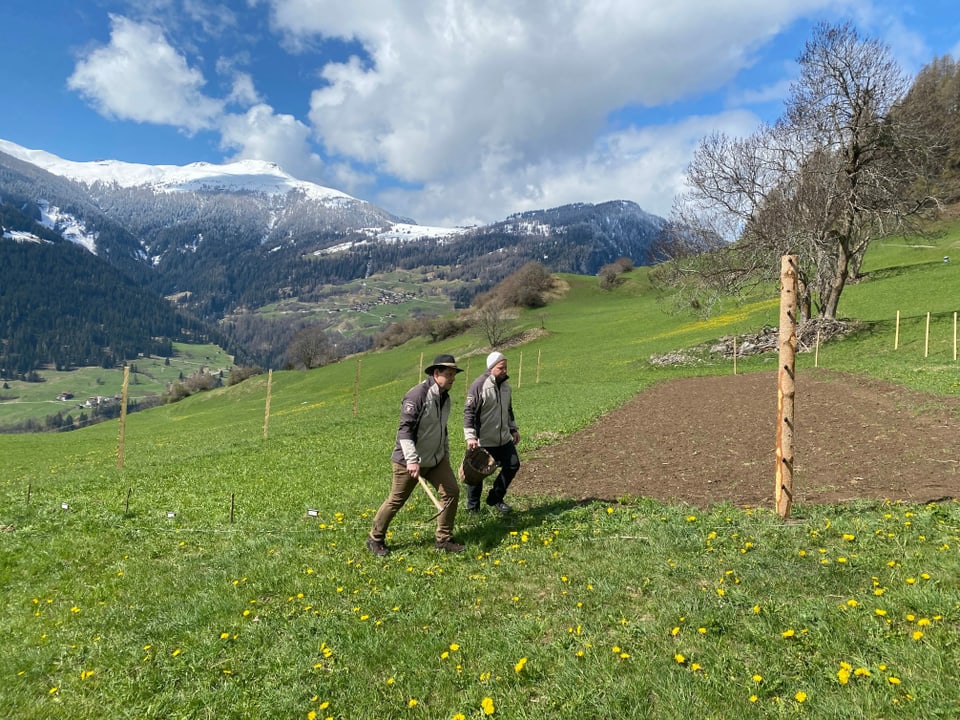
68, 15, 223, 132
227, 72, 262, 106
220, 104, 325, 182
266, 0, 839, 224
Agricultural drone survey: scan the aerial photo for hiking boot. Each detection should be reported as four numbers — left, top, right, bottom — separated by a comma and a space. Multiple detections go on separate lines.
435, 539, 465, 553
492, 501, 512, 514
366, 536, 390, 557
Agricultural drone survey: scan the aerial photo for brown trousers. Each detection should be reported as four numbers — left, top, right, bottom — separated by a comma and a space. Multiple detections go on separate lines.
369, 457, 460, 544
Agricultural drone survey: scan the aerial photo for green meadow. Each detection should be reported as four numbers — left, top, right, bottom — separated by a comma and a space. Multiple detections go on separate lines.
1, 226, 959, 719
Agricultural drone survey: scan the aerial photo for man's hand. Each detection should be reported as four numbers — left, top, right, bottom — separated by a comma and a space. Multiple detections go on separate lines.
407, 462, 421, 479
511, 430, 520, 444
467, 439, 479, 450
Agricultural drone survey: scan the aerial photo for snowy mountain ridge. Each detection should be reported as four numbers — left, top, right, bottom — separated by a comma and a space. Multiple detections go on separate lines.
0, 138, 354, 205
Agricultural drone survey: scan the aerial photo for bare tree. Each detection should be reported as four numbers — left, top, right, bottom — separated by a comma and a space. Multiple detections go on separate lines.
474, 299, 512, 348
661, 22, 940, 320
285, 326, 336, 370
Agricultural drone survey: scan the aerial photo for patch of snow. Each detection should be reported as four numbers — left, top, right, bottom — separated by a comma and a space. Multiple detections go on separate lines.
38, 201, 98, 253
2, 229, 47, 244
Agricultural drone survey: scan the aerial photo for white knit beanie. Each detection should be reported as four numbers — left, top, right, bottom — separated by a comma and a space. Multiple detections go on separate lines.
486, 351, 506, 370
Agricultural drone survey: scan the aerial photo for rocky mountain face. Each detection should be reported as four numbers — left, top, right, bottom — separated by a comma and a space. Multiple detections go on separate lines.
1, 140, 667, 370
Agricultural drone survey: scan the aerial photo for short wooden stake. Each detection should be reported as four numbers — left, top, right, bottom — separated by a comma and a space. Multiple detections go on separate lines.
536, 349, 542, 384
925, 312, 930, 358
263, 369, 273, 439
815, 329, 821, 368
775, 255, 798, 520
230, 493, 235, 524
418, 352, 423, 380
117, 365, 130, 469
353, 359, 361, 417
517, 351, 523, 388
27, 482, 31, 504
954, 312, 957, 362
894, 310, 900, 350
732, 335, 738, 375
125, 487, 132, 515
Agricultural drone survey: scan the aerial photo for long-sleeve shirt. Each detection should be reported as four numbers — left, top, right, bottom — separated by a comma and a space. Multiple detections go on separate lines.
463, 371, 517, 448
391, 377, 451, 467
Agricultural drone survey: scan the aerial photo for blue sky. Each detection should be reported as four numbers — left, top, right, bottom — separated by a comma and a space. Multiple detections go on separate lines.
2, 1, 959, 226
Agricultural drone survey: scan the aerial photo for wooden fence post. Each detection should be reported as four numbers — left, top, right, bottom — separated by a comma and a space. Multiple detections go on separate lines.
263, 369, 273, 439
894, 310, 900, 350
925, 312, 931, 358
536, 349, 542, 384
775, 255, 798, 519
353, 359, 362, 417
117, 365, 130, 469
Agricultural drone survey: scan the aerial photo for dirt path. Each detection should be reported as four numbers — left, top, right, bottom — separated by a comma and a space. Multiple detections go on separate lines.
516, 370, 960, 508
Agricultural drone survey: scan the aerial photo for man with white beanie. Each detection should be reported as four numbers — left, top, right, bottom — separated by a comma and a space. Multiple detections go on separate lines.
462, 350, 521, 513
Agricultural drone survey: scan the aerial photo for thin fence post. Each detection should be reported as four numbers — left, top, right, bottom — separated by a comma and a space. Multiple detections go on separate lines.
117, 365, 130, 469
815, 329, 821, 368
230, 493, 235, 524
732, 336, 738, 375
263, 369, 273, 439
894, 310, 900, 350
353, 359, 361, 417
517, 351, 523, 388
925, 312, 931, 358
954, 312, 957, 362
536, 349, 541, 384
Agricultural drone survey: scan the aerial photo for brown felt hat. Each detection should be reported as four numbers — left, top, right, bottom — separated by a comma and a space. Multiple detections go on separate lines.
425, 354, 464, 375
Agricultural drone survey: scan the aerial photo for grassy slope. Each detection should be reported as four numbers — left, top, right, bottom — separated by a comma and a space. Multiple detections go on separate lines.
0, 343, 233, 428
0, 226, 958, 718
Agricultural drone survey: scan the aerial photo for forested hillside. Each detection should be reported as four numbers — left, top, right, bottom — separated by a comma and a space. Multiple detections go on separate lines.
0, 200, 216, 376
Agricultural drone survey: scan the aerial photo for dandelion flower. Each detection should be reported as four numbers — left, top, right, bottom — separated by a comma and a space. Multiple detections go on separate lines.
888, 677, 901, 685
514, 657, 527, 673
752, 674, 763, 683
481, 697, 495, 715
782, 629, 795, 638
408, 698, 418, 708
912, 631, 924, 641
749, 695, 758, 703
795, 691, 807, 703
674, 653, 685, 664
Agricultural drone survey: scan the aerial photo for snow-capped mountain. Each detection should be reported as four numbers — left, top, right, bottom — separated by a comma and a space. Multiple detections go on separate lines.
1, 136, 668, 373
0, 138, 362, 207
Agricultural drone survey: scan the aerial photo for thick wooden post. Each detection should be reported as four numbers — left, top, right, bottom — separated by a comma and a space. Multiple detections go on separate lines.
775, 256, 797, 519
117, 365, 130, 469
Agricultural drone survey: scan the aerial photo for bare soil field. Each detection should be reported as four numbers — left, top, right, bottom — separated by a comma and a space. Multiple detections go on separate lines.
517, 370, 960, 508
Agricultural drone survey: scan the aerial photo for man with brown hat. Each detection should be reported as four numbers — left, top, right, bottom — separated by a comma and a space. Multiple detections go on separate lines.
367, 354, 466, 556
463, 351, 521, 514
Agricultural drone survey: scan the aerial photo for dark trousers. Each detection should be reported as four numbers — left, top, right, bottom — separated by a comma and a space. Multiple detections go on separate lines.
466, 441, 520, 508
